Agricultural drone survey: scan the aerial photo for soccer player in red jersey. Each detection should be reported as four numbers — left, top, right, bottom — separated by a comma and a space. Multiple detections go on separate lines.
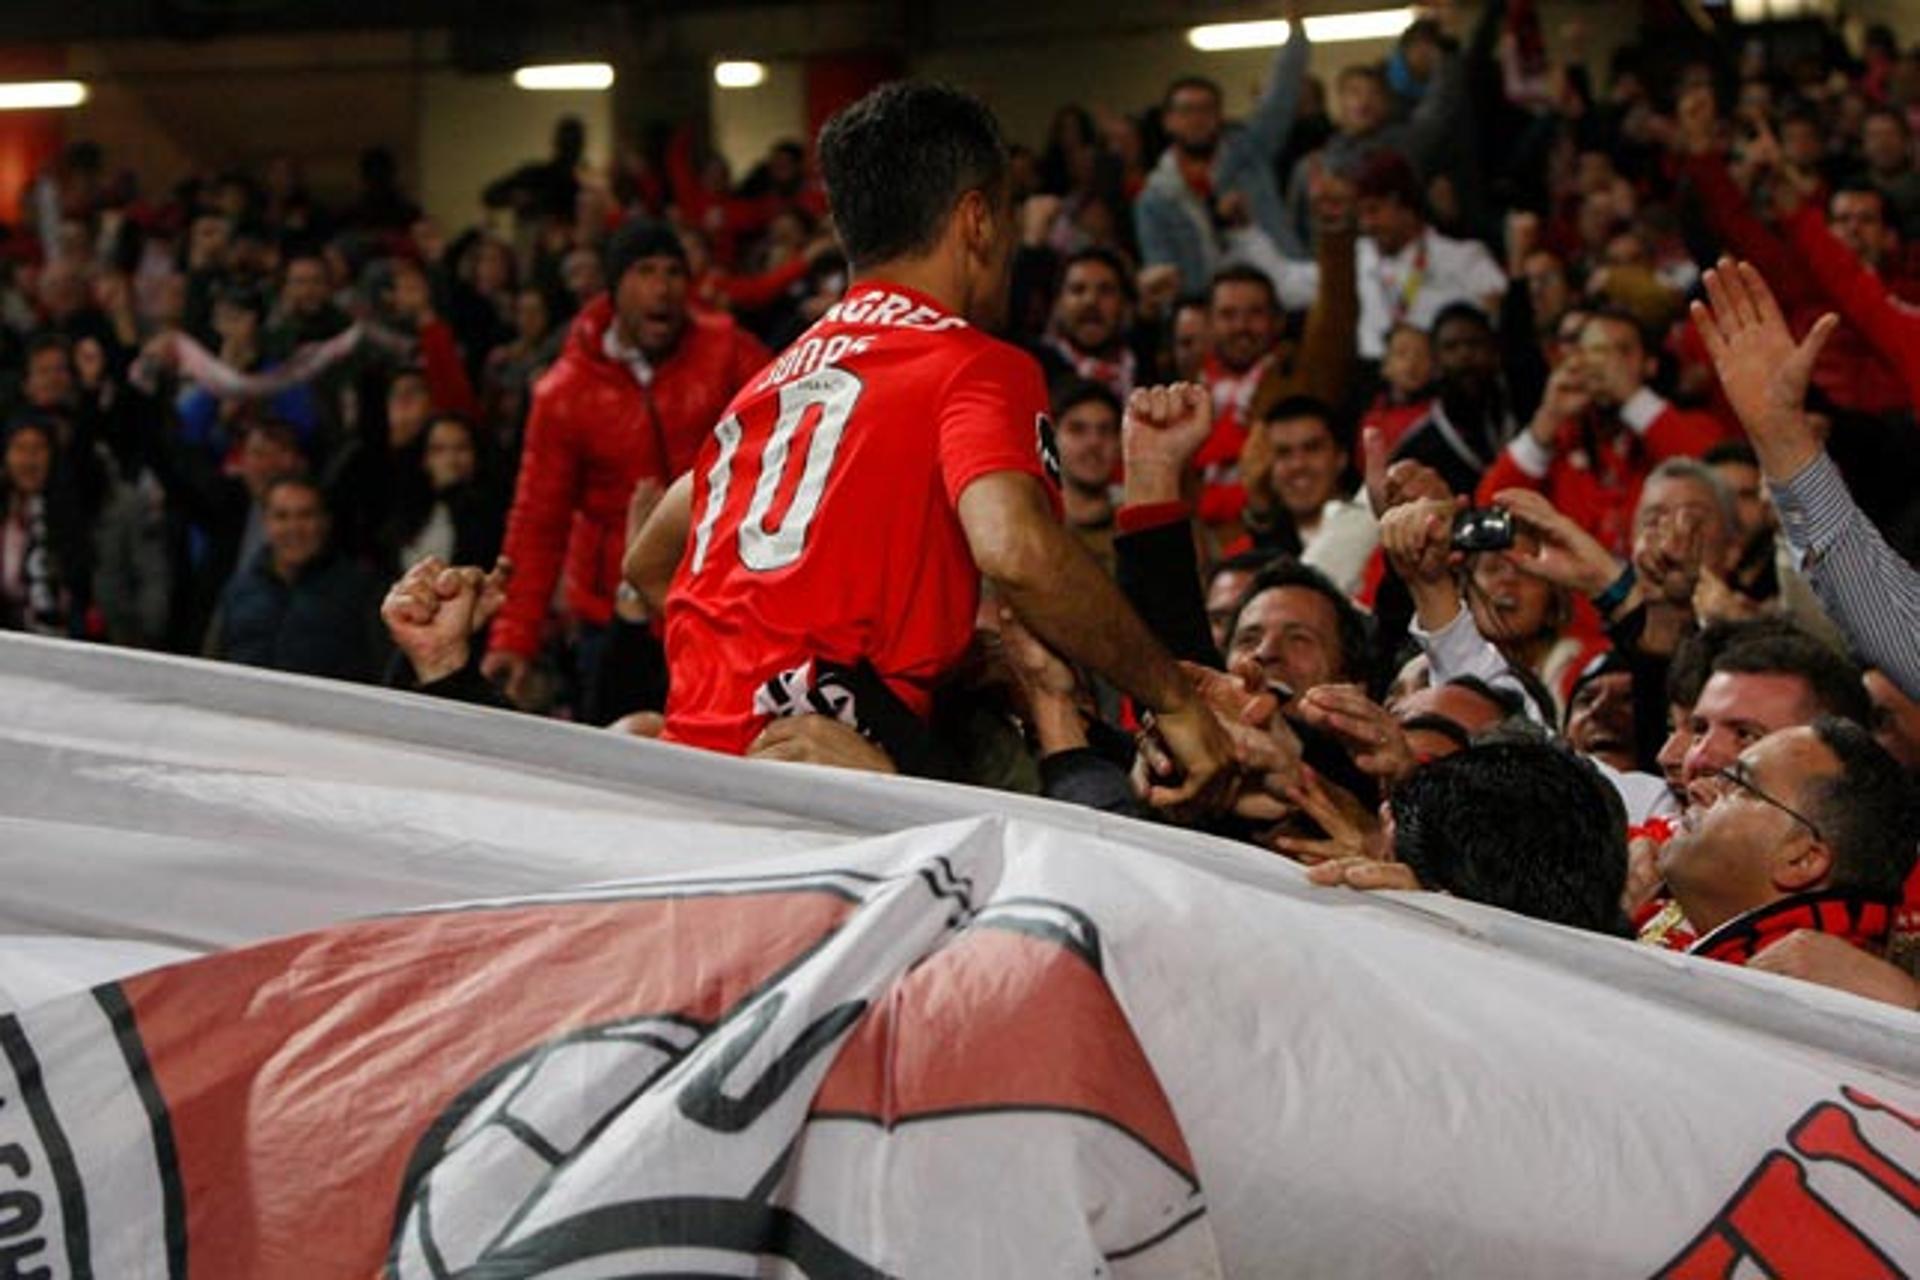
651, 82, 1232, 803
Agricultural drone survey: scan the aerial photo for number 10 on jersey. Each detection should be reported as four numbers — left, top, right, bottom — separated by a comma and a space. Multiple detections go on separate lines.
689, 367, 864, 575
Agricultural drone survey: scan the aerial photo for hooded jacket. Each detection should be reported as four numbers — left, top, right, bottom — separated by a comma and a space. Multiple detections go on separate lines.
489, 294, 767, 659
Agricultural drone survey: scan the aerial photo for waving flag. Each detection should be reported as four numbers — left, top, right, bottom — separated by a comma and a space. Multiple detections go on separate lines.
0, 634, 1915, 1276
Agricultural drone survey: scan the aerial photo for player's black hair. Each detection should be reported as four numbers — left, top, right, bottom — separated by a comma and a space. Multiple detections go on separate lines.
1392, 739, 1631, 935
818, 82, 1008, 271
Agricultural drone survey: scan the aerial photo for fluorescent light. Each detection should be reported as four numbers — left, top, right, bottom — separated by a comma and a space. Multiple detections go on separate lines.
1188, 8, 1416, 51
0, 81, 89, 111
512, 63, 614, 92
714, 61, 768, 90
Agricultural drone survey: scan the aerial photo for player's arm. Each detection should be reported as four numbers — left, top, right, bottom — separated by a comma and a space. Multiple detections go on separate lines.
624, 471, 693, 615
958, 469, 1233, 812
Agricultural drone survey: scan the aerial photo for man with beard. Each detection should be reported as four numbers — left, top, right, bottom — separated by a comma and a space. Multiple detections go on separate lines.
1134, 4, 1310, 295
1051, 381, 1123, 577
1390, 303, 1513, 496
1477, 308, 1726, 555
483, 219, 768, 708
1028, 248, 1150, 403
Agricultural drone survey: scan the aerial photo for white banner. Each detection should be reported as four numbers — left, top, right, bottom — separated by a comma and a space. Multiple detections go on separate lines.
0, 634, 1916, 1276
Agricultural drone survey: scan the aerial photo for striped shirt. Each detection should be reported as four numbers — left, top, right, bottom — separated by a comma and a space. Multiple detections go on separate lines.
1771, 451, 1920, 699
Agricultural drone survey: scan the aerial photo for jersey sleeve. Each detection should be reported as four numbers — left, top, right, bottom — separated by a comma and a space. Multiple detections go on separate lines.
937, 341, 1054, 507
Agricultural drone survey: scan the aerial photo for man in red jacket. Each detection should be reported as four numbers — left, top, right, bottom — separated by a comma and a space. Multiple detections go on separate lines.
1477, 308, 1725, 557
483, 220, 768, 704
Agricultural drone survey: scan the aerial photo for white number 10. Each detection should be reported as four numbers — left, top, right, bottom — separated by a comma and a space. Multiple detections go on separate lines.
690, 367, 863, 575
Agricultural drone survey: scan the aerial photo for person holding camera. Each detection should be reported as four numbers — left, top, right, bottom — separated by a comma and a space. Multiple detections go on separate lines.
1475, 308, 1726, 558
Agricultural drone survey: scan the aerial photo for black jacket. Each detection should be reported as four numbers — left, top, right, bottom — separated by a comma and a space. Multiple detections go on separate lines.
216, 548, 383, 681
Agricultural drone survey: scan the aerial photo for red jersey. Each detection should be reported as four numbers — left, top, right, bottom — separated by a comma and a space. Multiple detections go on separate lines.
663, 281, 1053, 754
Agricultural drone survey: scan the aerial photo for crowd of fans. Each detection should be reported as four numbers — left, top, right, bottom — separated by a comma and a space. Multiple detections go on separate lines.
5, 2, 1919, 1009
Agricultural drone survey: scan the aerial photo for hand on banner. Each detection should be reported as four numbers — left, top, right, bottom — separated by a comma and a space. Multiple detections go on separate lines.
748, 715, 897, 774
383, 555, 514, 685
1305, 855, 1422, 892
1749, 929, 1920, 1010
1266, 768, 1389, 866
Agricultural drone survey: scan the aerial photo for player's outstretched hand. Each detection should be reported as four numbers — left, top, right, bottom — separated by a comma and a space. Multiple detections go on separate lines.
1122, 382, 1213, 506
1690, 257, 1837, 482
1137, 687, 1240, 819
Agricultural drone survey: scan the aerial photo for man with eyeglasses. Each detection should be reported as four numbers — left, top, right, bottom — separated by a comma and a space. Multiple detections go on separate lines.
1656, 717, 1916, 1007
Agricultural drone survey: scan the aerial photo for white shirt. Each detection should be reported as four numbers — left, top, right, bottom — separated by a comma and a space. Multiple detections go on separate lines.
1355, 227, 1507, 360
1299, 489, 1378, 597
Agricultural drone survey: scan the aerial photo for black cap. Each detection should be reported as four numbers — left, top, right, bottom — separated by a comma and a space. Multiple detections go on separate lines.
603, 217, 687, 286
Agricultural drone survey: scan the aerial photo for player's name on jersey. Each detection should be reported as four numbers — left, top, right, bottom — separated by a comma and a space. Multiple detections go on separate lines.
759, 289, 970, 392
823, 289, 969, 333
757, 332, 878, 391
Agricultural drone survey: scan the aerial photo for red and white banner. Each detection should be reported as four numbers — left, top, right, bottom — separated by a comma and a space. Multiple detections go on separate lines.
0, 634, 1915, 1276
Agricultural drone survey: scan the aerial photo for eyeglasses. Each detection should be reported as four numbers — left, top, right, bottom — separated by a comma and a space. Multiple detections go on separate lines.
1715, 763, 1823, 843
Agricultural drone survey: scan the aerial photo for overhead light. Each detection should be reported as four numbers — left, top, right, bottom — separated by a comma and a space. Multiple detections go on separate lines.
512, 63, 614, 92
1188, 9, 1417, 51
714, 61, 768, 90
0, 81, 89, 111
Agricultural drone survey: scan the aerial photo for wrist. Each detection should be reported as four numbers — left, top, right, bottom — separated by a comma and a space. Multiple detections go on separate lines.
1408, 578, 1462, 629
1752, 424, 1821, 485
410, 643, 470, 686
1588, 563, 1635, 613
1122, 459, 1186, 506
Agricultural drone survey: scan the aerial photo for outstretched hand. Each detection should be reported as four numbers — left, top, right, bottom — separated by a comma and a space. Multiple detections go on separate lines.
1294, 683, 1416, 783
1690, 257, 1837, 482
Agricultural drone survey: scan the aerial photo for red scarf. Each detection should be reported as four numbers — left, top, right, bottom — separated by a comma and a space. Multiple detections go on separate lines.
1688, 891, 1899, 967
1045, 335, 1136, 400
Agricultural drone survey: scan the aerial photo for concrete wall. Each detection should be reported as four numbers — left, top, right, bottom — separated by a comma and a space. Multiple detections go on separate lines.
418, 70, 613, 230
59, 29, 620, 230
711, 59, 808, 179
64, 32, 424, 207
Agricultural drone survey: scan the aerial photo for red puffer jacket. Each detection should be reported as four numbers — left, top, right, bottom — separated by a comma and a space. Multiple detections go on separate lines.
488, 295, 768, 659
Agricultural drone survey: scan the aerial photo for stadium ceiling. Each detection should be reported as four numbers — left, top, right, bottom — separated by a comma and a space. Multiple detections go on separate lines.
3, 0, 815, 41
